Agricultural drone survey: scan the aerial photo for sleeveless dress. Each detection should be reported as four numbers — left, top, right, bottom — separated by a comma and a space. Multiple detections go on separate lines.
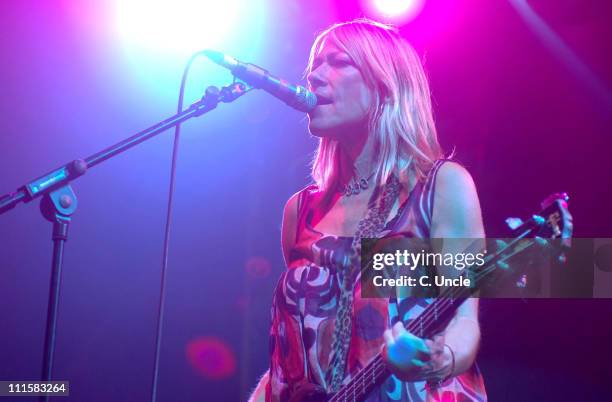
267, 160, 487, 402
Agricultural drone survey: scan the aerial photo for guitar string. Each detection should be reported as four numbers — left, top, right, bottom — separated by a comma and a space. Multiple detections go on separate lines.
330, 235, 542, 401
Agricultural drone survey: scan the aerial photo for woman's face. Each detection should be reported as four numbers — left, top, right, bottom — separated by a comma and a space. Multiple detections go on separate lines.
307, 39, 373, 139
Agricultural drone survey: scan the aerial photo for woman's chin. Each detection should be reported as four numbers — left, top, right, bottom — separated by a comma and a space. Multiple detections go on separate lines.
308, 120, 339, 139
308, 126, 337, 139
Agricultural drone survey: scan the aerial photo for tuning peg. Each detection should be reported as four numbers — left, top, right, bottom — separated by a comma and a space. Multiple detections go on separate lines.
495, 239, 509, 250
505, 217, 523, 230
540, 192, 570, 209
497, 261, 510, 270
532, 215, 545, 226
534, 236, 548, 247
558, 253, 567, 264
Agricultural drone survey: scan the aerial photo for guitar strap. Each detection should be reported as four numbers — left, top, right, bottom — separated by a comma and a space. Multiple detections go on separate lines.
326, 174, 401, 392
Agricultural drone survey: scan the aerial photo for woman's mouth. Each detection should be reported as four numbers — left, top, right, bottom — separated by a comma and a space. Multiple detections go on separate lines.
315, 94, 333, 105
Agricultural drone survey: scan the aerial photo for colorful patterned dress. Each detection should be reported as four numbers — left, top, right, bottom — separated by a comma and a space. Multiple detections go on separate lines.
267, 160, 487, 401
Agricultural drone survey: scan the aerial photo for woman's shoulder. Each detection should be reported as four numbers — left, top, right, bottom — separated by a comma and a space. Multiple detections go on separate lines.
426, 157, 465, 176
283, 184, 322, 232
412, 158, 471, 190
396, 158, 466, 193
285, 183, 320, 211
429, 159, 484, 238
281, 184, 321, 265
432, 159, 475, 192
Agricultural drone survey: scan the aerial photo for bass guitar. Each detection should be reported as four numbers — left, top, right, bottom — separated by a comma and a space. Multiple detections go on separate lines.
289, 193, 572, 402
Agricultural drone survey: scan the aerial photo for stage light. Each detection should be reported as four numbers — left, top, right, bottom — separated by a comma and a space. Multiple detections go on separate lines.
361, 0, 426, 24
186, 337, 237, 379
111, 0, 269, 100
374, 0, 414, 16
115, 0, 246, 56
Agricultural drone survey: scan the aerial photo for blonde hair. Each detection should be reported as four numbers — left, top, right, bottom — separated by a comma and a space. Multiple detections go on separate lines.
307, 19, 444, 192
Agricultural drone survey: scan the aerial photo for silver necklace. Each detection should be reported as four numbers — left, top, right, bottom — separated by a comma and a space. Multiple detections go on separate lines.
339, 172, 375, 197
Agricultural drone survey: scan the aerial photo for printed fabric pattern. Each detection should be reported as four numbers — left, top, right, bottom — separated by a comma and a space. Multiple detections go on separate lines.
267, 160, 487, 402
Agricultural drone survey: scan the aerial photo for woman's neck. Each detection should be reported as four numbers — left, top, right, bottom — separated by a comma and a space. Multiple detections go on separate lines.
336, 131, 376, 185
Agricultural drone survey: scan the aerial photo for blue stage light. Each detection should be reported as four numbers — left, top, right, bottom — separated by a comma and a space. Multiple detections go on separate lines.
115, 0, 247, 56
112, 0, 269, 100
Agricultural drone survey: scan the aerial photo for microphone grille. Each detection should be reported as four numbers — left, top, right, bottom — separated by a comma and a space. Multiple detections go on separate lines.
292, 86, 318, 112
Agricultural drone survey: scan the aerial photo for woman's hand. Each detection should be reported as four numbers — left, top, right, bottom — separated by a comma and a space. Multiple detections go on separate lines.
382, 322, 453, 382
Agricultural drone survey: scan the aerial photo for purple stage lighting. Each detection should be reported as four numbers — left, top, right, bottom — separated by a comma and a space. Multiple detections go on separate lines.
361, 0, 425, 24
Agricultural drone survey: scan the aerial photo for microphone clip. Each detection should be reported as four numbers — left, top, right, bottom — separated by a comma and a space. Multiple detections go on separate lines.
219, 81, 249, 103
189, 82, 249, 116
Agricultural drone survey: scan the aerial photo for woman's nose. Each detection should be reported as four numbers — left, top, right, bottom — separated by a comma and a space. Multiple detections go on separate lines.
307, 68, 326, 90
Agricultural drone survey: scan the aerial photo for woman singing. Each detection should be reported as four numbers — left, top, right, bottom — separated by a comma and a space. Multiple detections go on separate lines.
250, 18, 487, 402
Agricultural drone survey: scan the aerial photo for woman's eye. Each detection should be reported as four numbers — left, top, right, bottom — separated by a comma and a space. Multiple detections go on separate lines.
331, 59, 352, 67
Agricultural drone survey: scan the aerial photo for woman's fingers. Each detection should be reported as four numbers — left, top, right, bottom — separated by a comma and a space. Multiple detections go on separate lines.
383, 328, 394, 347
385, 327, 430, 363
391, 321, 404, 338
390, 322, 429, 351
433, 334, 445, 349
409, 358, 426, 368
426, 335, 444, 357
382, 325, 452, 382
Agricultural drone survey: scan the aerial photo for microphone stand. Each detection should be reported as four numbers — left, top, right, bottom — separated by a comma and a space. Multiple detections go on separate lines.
0, 82, 247, 402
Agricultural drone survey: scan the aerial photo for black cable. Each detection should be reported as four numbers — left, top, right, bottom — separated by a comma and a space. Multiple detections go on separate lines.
150, 50, 207, 402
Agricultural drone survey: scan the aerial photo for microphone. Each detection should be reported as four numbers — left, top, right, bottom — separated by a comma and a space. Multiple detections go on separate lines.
203, 50, 318, 112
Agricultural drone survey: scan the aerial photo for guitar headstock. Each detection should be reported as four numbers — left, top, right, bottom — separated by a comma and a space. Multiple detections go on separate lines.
473, 193, 574, 297
506, 192, 573, 244
507, 193, 573, 264
540, 192, 573, 242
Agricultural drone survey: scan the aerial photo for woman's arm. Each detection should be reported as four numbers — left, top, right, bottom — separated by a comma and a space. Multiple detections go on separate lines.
248, 370, 269, 402
384, 161, 484, 380
281, 191, 300, 265
429, 161, 484, 375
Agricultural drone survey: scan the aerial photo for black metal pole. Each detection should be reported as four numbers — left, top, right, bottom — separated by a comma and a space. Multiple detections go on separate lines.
39, 219, 69, 402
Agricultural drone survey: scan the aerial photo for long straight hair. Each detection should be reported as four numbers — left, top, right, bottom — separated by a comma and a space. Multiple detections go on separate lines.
307, 19, 444, 193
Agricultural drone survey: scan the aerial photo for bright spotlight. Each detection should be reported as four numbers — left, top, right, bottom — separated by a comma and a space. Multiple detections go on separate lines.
112, 0, 268, 99
115, 0, 245, 56
361, 0, 426, 24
